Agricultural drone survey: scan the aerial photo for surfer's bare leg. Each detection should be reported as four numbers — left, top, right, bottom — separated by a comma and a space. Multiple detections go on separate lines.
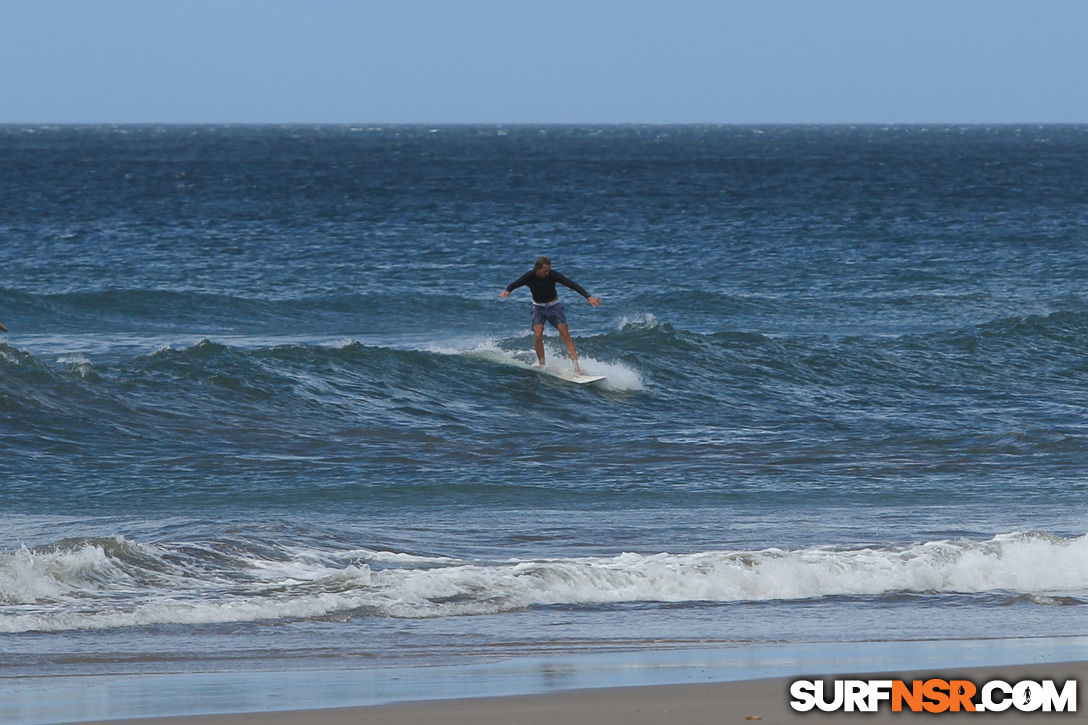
557, 323, 581, 374
533, 324, 546, 366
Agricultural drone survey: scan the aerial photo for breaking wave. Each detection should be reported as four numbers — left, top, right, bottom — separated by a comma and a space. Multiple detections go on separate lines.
4, 532, 1087, 633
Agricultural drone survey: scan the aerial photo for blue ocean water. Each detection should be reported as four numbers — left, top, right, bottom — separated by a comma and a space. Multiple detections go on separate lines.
3, 125, 1088, 685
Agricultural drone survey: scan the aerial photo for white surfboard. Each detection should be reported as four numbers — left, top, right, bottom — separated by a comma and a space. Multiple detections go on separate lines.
470, 349, 606, 385
540, 367, 607, 385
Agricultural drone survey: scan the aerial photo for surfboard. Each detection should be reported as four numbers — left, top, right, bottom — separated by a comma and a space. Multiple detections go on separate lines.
471, 349, 606, 385
541, 367, 607, 385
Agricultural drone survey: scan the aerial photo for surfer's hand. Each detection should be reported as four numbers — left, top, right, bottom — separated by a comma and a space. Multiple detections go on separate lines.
500, 290, 511, 298
587, 296, 602, 307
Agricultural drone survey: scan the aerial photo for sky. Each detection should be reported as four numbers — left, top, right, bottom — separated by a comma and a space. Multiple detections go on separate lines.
2, 0, 1086, 125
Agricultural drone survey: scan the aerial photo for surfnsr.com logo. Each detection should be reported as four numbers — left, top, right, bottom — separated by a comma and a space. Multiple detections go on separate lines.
790, 678, 1077, 713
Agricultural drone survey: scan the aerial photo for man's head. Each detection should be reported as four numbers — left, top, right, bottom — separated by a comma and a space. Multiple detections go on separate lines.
534, 256, 551, 277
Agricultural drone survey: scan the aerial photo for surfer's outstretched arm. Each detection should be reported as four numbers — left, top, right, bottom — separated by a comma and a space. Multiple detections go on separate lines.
502, 271, 534, 298
0, 321, 7, 332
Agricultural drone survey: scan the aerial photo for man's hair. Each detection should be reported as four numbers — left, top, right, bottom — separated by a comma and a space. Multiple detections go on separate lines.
534, 256, 551, 270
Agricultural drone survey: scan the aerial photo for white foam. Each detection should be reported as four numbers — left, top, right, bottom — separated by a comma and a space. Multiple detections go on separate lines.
575, 356, 643, 391
5, 533, 1087, 633
0, 537, 152, 605
339, 547, 457, 566
0, 347, 27, 365
366, 533, 1088, 617
56, 354, 96, 377
618, 312, 661, 330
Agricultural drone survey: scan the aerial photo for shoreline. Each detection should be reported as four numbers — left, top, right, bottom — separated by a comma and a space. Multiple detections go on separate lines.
5, 637, 1087, 725
79, 663, 1088, 725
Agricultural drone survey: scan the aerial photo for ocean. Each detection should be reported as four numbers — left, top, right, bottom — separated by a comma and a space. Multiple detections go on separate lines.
3, 124, 1088, 715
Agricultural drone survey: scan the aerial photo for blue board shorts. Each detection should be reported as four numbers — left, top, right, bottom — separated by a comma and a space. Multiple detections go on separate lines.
531, 301, 567, 329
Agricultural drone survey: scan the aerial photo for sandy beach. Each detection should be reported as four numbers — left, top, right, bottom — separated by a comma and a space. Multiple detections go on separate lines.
72, 661, 1083, 725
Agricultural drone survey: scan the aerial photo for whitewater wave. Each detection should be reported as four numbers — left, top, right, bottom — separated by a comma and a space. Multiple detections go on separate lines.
3, 532, 1087, 633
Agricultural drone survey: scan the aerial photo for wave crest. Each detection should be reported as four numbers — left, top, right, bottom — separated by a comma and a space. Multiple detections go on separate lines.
3, 532, 1086, 633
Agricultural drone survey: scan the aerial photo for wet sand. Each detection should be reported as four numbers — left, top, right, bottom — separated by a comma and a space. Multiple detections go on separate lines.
81, 661, 1084, 725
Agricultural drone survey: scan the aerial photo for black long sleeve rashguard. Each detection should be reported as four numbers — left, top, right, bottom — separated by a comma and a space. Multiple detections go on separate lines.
505, 270, 591, 304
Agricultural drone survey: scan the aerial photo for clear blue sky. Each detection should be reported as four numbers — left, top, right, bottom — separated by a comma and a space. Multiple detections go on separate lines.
2, 0, 1086, 124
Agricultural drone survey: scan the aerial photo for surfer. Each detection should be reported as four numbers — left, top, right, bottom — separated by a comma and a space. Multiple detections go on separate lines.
501, 256, 601, 374
0, 321, 7, 332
